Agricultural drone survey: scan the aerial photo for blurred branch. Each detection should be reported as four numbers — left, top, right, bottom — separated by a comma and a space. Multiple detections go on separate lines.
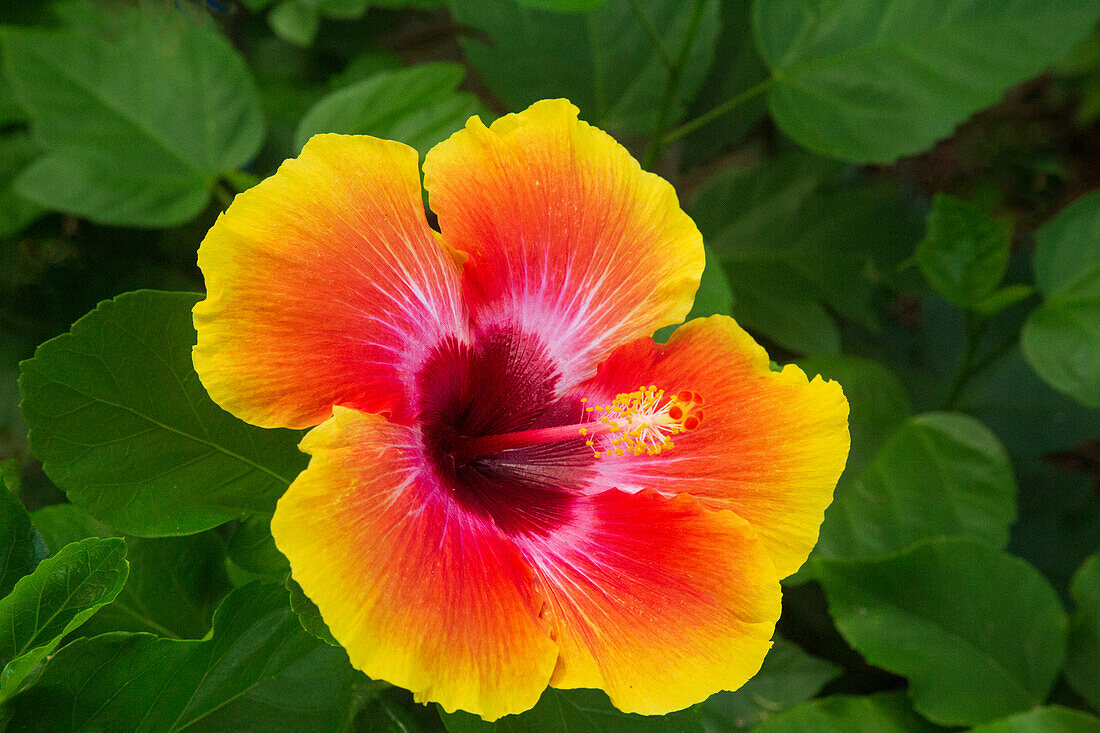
627, 0, 674, 70
942, 311, 1005, 410
662, 77, 773, 146
641, 0, 707, 170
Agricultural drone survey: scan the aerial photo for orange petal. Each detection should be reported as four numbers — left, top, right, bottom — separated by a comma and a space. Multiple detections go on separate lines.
581, 316, 850, 578
270, 407, 558, 720
422, 99, 703, 392
517, 488, 781, 714
194, 134, 467, 430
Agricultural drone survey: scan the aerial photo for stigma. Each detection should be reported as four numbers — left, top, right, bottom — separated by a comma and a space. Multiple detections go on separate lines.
582, 386, 704, 458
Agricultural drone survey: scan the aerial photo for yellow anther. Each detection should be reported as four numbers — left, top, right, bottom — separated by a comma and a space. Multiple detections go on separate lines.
580, 385, 705, 461
578, 427, 587, 436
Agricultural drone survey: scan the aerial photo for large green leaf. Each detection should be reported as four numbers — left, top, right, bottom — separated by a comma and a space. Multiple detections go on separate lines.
1021, 190, 1100, 407
969, 707, 1100, 733
228, 515, 290, 580
0, 2, 264, 226
0, 537, 129, 701
751, 692, 943, 733
915, 193, 1013, 307
817, 538, 1067, 725
1007, 459, 1100, 595
19, 290, 306, 537
4, 582, 357, 732
516, 0, 608, 9
441, 688, 703, 732
911, 297, 1100, 457
0, 488, 45, 597
32, 504, 231, 639
753, 0, 1100, 163
655, 245, 734, 342
0, 72, 24, 127
699, 638, 840, 731
815, 413, 1016, 560
355, 683, 448, 732
797, 355, 911, 476
1066, 554, 1100, 712
288, 577, 338, 646
0, 130, 44, 238
296, 63, 484, 155
448, 0, 720, 135
689, 152, 921, 353
956, 346, 1100, 458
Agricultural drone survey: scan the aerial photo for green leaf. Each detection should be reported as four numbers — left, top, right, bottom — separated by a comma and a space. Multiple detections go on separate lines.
1008, 459, 1100, 594
288, 577, 338, 646
33, 504, 230, 639
0, 537, 128, 701
681, 0, 769, 167
815, 413, 1016, 560
973, 284, 1036, 318
1067, 554, 1100, 712
655, 245, 734, 342
19, 290, 306, 537
751, 692, 943, 733
957, 346, 1100, 458
969, 707, 1100, 733
101, 537, 229, 638
441, 688, 704, 732
296, 63, 485, 156
754, 0, 1100, 163
0, 130, 44, 238
689, 152, 921, 353
0, 72, 25, 127
817, 538, 1068, 725
448, 0, 721, 135
0, 488, 45, 597
689, 246, 735, 318
0, 2, 264, 226
915, 193, 1013, 307
797, 355, 911, 475
27, 503, 114, 554
3, 582, 358, 732
698, 638, 840, 731
228, 516, 290, 580
356, 683, 447, 732
1022, 190, 1100, 407
516, 0, 608, 10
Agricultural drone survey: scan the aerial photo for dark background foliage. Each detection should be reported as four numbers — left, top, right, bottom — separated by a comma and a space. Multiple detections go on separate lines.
2, 0, 1100, 730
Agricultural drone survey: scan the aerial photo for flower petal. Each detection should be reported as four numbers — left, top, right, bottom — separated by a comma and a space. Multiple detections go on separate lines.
517, 488, 781, 714
422, 99, 704, 391
581, 316, 850, 578
194, 134, 467, 430
270, 407, 558, 720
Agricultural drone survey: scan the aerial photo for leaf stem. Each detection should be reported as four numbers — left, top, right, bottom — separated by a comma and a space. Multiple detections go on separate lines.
942, 311, 991, 410
641, 0, 707, 170
627, 0, 674, 70
662, 77, 773, 146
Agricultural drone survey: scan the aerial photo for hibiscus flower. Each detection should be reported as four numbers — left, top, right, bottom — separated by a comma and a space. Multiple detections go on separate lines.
192, 99, 849, 721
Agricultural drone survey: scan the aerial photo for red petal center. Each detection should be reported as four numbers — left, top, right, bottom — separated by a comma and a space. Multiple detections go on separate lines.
415, 325, 594, 536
